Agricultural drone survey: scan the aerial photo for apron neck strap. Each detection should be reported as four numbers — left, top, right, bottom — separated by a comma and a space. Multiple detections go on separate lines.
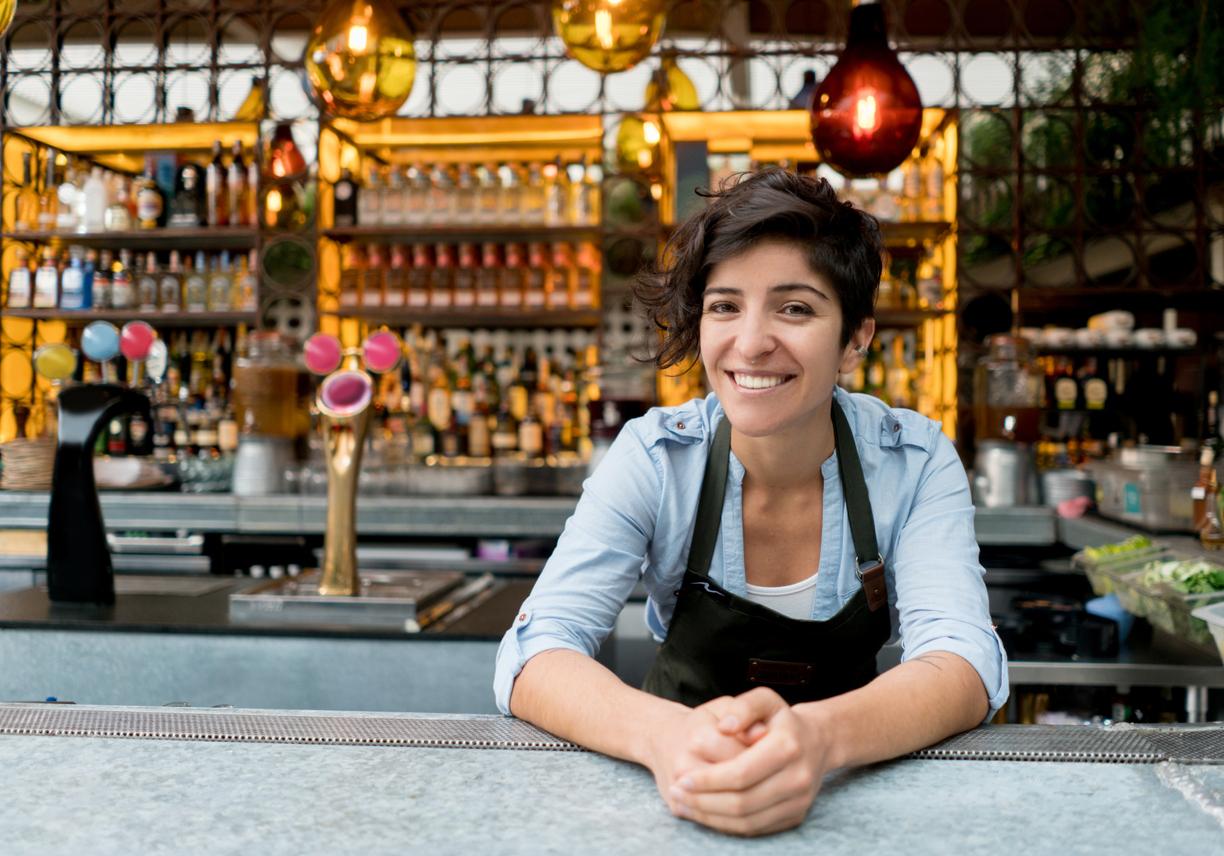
686, 398, 882, 580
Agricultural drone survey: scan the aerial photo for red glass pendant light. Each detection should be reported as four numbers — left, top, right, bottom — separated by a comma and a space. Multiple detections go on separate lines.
810, 1, 922, 177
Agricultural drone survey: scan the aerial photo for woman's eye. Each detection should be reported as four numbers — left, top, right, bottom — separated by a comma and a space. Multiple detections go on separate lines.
705, 302, 737, 314
781, 303, 814, 316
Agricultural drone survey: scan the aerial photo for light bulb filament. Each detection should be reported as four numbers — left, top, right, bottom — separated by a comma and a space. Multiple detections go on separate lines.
853, 92, 880, 138
594, 9, 614, 50
348, 23, 369, 53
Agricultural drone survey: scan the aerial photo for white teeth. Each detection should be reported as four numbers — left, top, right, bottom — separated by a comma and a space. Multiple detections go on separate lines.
733, 373, 788, 390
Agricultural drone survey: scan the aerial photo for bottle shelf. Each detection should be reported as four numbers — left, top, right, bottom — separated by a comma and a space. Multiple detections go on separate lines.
2, 228, 259, 250
322, 225, 602, 244
332, 307, 603, 329
2, 308, 257, 326
876, 307, 948, 327
1034, 345, 1198, 357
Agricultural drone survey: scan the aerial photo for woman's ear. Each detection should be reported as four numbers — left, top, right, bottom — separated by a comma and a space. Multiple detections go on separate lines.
838, 318, 876, 374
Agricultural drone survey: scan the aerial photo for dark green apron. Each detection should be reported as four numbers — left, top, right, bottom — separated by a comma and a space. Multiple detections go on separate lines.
642, 400, 891, 707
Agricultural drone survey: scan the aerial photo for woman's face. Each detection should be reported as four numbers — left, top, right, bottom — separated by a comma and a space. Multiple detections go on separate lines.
699, 239, 872, 439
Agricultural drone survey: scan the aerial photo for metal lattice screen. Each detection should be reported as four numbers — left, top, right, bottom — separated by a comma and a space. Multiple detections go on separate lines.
1, 0, 1221, 443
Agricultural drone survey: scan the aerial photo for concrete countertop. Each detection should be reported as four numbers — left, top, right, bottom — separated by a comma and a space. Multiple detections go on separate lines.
1, 707, 1222, 855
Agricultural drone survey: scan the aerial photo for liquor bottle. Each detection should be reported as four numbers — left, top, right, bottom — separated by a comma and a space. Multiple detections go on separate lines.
227, 141, 248, 227
522, 162, 545, 224
453, 242, 478, 309
572, 157, 600, 227
430, 244, 454, 309
543, 159, 567, 226
339, 244, 365, 309
32, 246, 59, 308
81, 248, 96, 309
137, 251, 159, 311
500, 243, 525, 309
6, 247, 32, 308
404, 163, 428, 225
454, 163, 477, 223
1200, 465, 1224, 551
573, 240, 599, 309
93, 250, 113, 309
524, 242, 548, 309
333, 167, 358, 227
135, 164, 166, 229
14, 152, 39, 232
1204, 390, 1222, 455
56, 160, 80, 232
236, 249, 257, 311
384, 244, 408, 308
206, 141, 229, 227
1052, 358, 1079, 411
208, 251, 233, 310
245, 151, 260, 227
1192, 447, 1216, 532
81, 167, 108, 232
184, 251, 208, 312
363, 244, 386, 308
475, 163, 499, 224
497, 163, 521, 224
477, 243, 501, 308
426, 361, 453, 437
383, 166, 405, 225
518, 409, 544, 458
429, 164, 455, 225
105, 176, 134, 231
111, 250, 134, 310
491, 401, 519, 457
38, 151, 59, 231
408, 244, 432, 309
359, 166, 382, 226
268, 122, 306, 178
160, 250, 183, 312
548, 242, 574, 309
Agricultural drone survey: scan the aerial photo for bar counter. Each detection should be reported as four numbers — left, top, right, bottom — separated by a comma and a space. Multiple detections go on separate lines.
2, 705, 1222, 854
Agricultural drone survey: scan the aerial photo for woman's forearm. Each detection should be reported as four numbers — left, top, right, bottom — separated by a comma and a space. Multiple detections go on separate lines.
795, 651, 989, 770
509, 648, 689, 766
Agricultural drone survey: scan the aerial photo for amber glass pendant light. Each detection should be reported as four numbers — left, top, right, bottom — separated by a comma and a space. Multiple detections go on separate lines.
553, 0, 666, 74
810, 1, 922, 176
0, 1, 16, 37
304, 0, 417, 121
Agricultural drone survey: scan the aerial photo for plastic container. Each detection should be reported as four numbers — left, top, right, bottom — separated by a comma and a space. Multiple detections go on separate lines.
1190, 601, 1224, 665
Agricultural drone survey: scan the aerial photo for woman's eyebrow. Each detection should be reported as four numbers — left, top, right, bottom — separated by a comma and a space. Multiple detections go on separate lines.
703, 283, 831, 301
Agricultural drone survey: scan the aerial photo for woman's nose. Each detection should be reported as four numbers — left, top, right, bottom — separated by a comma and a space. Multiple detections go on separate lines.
735, 311, 777, 362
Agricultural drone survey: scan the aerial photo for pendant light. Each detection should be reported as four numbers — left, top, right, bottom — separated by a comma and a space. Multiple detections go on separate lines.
552, 0, 666, 74
615, 56, 695, 174
810, 1, 922, 177
304, 0, 417, 122
0, 1, 16, 37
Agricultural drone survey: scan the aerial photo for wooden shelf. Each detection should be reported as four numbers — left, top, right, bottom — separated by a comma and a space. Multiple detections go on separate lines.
880, 220, 953, 249
332, 307, 602, 328
2, 309, 256, 326
2, 228, 259, 251
322, 225, 601, 244
1033, 345, 1199, 358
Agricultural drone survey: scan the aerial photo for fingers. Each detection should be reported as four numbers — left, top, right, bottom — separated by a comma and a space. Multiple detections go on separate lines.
671, 750, 816, 817
677, 722, 806, 795
685, 711, 751, 764
713, 687, 788, 736
672, 791, 814, 837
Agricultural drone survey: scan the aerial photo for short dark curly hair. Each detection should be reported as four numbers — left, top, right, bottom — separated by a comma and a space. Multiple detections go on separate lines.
634, 168, 884, 370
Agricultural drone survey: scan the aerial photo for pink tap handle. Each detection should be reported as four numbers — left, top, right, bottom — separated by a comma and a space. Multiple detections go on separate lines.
319, 370, 373, 417
119, 321, 157, 363
304, 332, 344, 375
362, 330, 402, 374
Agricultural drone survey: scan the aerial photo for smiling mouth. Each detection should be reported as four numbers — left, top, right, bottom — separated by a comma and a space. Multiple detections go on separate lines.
728, 372, 796, 391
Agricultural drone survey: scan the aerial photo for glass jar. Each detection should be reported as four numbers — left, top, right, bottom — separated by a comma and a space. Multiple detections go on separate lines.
232, 332, 307, 439
973, 334, 1044, 443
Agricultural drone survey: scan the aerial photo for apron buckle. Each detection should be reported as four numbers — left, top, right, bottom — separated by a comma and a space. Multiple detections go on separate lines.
856, 556, 888, 612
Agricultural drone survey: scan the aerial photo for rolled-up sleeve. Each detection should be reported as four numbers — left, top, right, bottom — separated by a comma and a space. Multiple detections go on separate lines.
890, 429, 1009, 720
493, 421, 662, 714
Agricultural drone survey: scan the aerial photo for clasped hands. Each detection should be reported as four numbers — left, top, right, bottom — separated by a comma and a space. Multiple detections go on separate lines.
646, 687, 835, 837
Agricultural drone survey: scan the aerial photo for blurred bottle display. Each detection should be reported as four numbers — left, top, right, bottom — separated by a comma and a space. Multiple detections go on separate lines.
329, 157, 601, 228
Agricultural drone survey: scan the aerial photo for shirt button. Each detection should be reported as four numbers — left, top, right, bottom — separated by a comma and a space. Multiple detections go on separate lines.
518, 613, 527, 622
892, 423, 900, 432
676, 421, 685, 430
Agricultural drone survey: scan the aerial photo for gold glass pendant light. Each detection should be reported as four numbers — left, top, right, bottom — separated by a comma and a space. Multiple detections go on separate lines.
553, 0, 666, 74
304, 0, 417, 121
0, 1, 16, 37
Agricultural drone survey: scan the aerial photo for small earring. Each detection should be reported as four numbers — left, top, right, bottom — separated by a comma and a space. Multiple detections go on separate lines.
855, 345, 868, 355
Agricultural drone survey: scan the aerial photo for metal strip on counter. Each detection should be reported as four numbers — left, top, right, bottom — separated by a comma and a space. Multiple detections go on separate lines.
4, 706, 1223, 763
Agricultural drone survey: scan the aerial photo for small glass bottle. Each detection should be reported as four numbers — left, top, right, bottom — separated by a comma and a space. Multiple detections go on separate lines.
6, 247, 33, 309
137, 251, 159, 311
184, 251, 208, 312
14, 152, 39, 232
110, 249, 134, 309
454, 163, 477, 222
430, 243, 454, 308
475, 163, 499, 224
135, 166, 165, 230
92, 250, 114, 309
32, 245, 60, 308
208, 251, 233, 310
1200, 466, 1224, 551
359, 165, 382, 226
160, 250, 183, 312
105, 176, 135, 231
382, 167, 405, 225
521, 162, 545, 225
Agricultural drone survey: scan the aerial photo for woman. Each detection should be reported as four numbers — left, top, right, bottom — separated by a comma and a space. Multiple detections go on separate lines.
494, 169, 1007, 837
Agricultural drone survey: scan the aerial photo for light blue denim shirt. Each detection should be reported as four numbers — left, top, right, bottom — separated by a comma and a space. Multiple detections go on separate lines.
494, 387, 1010, 717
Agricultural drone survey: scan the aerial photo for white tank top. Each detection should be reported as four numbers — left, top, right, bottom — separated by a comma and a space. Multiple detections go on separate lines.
744, 571, 819, 620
